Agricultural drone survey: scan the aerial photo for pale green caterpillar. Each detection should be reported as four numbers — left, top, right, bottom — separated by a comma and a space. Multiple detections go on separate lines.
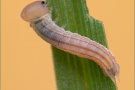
21, 1, 120, 82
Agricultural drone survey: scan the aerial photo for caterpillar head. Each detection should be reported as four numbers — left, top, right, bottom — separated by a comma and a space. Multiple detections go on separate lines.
21, 1, 48, 22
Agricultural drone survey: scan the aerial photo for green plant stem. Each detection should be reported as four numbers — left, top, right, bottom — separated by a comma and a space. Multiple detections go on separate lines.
47, 0, 117, 90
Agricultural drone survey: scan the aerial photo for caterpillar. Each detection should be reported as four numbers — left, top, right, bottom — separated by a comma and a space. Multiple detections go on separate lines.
21, 1, 120, 82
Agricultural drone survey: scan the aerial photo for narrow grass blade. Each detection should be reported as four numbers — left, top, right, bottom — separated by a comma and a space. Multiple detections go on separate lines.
47, 0, 117, 90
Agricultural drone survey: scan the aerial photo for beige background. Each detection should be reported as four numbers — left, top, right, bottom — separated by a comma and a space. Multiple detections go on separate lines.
1, 0, 134, 90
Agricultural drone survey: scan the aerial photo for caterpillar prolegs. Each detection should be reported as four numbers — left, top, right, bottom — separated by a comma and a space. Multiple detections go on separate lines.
21, 1, 120, 82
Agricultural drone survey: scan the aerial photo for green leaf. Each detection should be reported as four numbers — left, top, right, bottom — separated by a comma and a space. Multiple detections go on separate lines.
47, 0, 117, 90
